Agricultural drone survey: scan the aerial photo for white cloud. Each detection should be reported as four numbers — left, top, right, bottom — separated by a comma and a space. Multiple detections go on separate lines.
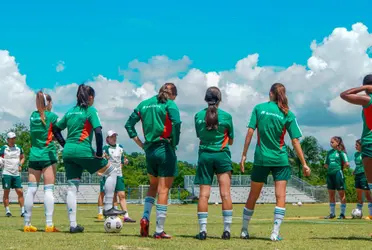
56, 61, 65, 72
1, 22, 372, 162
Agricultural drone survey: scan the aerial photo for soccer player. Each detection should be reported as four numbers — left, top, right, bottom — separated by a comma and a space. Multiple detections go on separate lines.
194, 87, 234, 240
24, 91, 65, 232
353, 139, 372, 219
125, 82, 181, 239
1, 131, 25, 217
239, 83, 311, 241
324, 136, 349, 219
97, 176, 121, 220
100, 130, 136, 223
53, 84, 125, 233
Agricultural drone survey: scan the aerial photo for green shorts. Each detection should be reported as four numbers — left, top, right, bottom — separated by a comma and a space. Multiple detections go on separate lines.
63, 157, 108, 180
145, 142, 177, 177
100, 176, 125, 192
2, 175, 22, 189
251, 165, 291, 184
355, 173, 369, 190
194, 151, 232, 185
29, 160, 57, 171
327, 171, 345, 190
362, 143, 372, 158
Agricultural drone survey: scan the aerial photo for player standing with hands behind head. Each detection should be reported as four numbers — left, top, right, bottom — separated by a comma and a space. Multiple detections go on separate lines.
194, 87, 234, 240
125, 82, 181, 239
239, 83, 311, 241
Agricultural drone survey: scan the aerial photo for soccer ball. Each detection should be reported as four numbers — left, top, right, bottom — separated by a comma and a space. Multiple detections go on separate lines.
297, 201, 303, 207
351, 209, 363, 219
104, 216, 123, 233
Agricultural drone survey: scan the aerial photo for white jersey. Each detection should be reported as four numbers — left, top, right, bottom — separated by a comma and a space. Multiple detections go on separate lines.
103, 144, 125, 177
0, 144, 23, 176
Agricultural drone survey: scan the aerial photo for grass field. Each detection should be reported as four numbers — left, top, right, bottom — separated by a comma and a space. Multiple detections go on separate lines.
0, 203, 371, 250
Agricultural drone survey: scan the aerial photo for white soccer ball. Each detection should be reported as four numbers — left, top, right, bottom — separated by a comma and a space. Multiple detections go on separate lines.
351, 209, 363, 219
297, 201, 303, 207
104, 216, 123, 233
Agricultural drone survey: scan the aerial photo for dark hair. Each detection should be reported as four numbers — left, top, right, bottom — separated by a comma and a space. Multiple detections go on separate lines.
77, 84, 95, 108
157, 83, 177, 103
363, 74, 372, 86
270, 83, 289, 115
204, 87, 221, 130
332, 136, 346, 153
36, 91, 52, 125
356, 139, 361, 145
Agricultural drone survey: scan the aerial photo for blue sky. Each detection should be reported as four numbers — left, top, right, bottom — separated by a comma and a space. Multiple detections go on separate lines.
1, 0, 371, 90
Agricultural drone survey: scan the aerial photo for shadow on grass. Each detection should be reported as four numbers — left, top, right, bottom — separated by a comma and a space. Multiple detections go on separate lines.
311, 236, 371, 242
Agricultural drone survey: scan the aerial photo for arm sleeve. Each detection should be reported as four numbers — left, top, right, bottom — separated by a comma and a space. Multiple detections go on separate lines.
52, 126, 66, 147
88, 107, 102, 129
228, 115, 234, 139
119, 145, 125, 164
56, 114, 67, 130
95, 127, 103, 157
286, 113, 303, 139
167, 101, 182, 147
50, 112, 58, 126
341, 152, 349, 163
125, 108, 141, 139
247, 106, 257, 129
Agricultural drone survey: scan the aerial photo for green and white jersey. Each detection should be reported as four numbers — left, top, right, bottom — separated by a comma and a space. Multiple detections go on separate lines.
103, 144, 125, 176
354, 151, 364, 175
325, 149, 348, 175
0, 145, 23, 176
248, 101, 302, 167
194, 108, 234, 152
29, 111, 59, 162
361, 94, 372, 146
56, 106, 102, 158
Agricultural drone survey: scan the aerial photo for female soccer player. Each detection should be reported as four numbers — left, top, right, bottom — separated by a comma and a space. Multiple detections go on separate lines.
194, 87, 234, 240
54, 84, 125, 233
239, 83, 311, 241
1, 132, 25, 217
353, 139, 372, 219
324, 136, 349, 219
23, 91, 65, 232
125, 82, 181, 239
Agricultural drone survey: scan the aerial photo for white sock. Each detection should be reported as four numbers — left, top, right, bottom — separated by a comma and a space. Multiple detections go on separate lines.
98, 206, 103, 214
5, 206, 10, 213
67, 180, 79, 228
155, 204, 167, 233
114, 205, 118, 210
143, 196, 155, 220
103, 170, 117, 211
273, 206, 285, 236
368, 203, 372, 216
198, 212, 208, 232
124, 211, 129, 218
24, 182, 38, 226
21, 206, 25, 214
341, 204, 346, 215
242, 207, 254, 233
44, 184, 55, 227
223, 210, 233, 232
330, 203, 336, 215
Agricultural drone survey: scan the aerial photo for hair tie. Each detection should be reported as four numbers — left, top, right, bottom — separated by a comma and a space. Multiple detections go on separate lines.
43, 93, 48, 106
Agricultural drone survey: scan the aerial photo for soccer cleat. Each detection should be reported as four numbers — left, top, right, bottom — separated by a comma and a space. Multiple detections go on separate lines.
270, 233, 282, 241
337, 214, 346, 219
103, 207, 126, 217
221, 231, 231, 240
124, 217, 136, 223
24, 225, 38, 232
69, 224, 84, 233
6, 212, 12, 217
153, 231, 172, 239
45, 225, 60, 232
97, 214, 104, 220
365, 215, 372, 220
140, 218, 149, 237
21, 213, 25, 217
324, 214, 335, 219
240, 230, 250, 239
195, 231, 207, 240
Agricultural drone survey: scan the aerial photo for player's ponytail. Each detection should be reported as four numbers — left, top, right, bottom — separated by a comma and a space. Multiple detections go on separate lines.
36, 91, 51, 125
77, 84, 95, 108
157, 83, 177, 103
333, 136, 347, 153
270, 83, 289, 115
204, 86, 221, 131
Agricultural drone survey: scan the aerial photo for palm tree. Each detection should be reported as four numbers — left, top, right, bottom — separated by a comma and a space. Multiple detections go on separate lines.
287, 136, 322, 178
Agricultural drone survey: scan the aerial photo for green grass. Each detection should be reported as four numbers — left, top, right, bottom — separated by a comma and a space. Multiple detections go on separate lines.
0, 203, 371, 249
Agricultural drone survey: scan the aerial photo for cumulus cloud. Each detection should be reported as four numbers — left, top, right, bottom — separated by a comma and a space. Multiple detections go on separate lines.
56, 61, 65, 72
1, 22, 372, 162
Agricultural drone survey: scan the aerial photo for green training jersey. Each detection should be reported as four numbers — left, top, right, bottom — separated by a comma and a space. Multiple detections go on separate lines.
325, 149, 348, 175
354, 151, 364, 175
125, 95, 181, 150
248, 101, 302, 167
29, 111, 58, 162
194, 108, 234, 152
362, 94, 372, 146
56, 106, 102, 158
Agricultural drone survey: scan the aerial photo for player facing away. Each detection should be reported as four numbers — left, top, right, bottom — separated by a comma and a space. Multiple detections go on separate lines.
194, 87, 234, 240
353, 139, 372, 219
1, 131, 25, 217
53, 84, 125, 233
239, 83, 311, 241
24, 91, 65, 232
324, 136, 349, 219
125, 82, 181, 239
97, 130, 136, 223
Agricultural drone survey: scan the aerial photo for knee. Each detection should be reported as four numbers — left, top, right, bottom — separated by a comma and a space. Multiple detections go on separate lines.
220, 191, 231, 201
275, 192, 286, 201
118, 193, 125, 200
199, 193, 210, 201
157, 188, 169, 196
